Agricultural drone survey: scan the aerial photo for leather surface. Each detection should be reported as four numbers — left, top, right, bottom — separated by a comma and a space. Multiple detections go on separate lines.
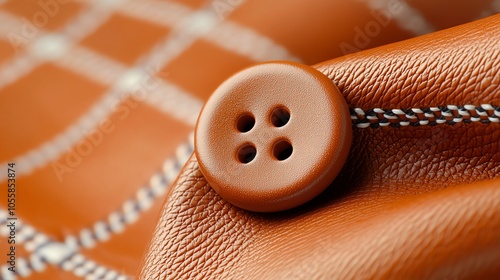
1, 0, 498, 279
0, 0, 428, 278
139, 15, 500, 279
1, 0, 449, 278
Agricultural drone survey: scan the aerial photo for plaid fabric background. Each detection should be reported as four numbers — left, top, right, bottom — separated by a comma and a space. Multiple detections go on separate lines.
0, 0, 498, 279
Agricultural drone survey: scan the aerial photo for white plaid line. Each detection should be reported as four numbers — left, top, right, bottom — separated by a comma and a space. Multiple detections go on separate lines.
19, 0, 244, 181
54, 44, 203, 124
117, 0, 192, 28
0, 11, 34, 41
139, 9, 220, 68
0, 51, 40, 89
0, 0, 239, 180
67, 136, 194, 252
56, 45, 203, 125
116, 0, 300, 63
494, 0, 500, 12
62, 0, 131, 42
0, 4, 207, 180
0, 87, 127, 182
0, 134, 194, 279
0, 0, 126, 91
363, 0, 435, 35
143, 82, 202, 125
0, 44, 201, 180
0, 1, 289, 277
57, 46, 126, 86
205, 22, 302, 61
0, 11, 44, 89
34, 0, 253, 257
480, 0, 500, 17
35, 0, 250, 171
0, 4, 204, 272
0, 209, 131, 279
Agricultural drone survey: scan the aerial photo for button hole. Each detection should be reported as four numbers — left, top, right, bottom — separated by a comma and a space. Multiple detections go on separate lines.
236, 114, 255, 133
237, 144, 257, 164
273, 140, 293, 161
271, 107, 290, 127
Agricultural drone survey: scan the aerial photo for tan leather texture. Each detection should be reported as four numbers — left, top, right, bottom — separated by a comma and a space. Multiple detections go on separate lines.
139, 15, 500, 279
1, 0, 498, 279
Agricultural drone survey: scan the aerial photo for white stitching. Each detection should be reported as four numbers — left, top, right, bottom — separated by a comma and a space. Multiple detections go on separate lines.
60, 254, 130, 280
0, 215, 132, 280
72, 134, 194, 250
1, 1, 496, 278
351, 105, 500, 128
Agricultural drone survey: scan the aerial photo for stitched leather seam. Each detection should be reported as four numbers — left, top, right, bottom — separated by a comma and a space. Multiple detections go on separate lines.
351, 104, 500, 128
0, 210, 129, 279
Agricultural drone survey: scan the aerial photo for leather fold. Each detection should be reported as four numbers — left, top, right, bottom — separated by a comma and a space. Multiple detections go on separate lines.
139, 15, 500, 279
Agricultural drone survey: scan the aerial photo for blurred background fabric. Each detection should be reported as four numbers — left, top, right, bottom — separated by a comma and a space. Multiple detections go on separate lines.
0, 0, 498, 279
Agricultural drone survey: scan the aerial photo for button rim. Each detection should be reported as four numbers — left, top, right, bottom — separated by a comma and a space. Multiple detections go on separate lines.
195, 61, 352, 212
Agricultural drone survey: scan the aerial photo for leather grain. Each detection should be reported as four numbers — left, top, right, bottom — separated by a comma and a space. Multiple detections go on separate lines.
139, 15, 500, 279
142, 156, 500, 279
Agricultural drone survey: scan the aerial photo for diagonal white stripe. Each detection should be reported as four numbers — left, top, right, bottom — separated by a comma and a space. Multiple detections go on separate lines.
0, 1, 257, 277
62, 0, 130, 42
61, 0, 131, 42
117, 0, 192, 28
0, 210, 131, 279
117, 0, 300, 63
141, 9, 221, 68
0, 43, 202, 181
0, 0, 295, 180
0, 0, 128, 91
0, 52, 41, 89
0, 11, 45, 89
143, 82, 202, 125
0, 138, 194, 279
2, 0, 219, 279
0, 2, 236, 180
466, 0, 500, 20
205, 21, 302, 61
56, 46, 126, 86
0, 10, 37, 41
54, 45, 204, 124
363, 0, 435, 35
69, 136, 194, 251
0, 1, 209, 180
492, 0, 500, 12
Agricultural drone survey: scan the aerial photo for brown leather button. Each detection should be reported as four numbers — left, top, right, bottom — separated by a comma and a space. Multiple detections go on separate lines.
195, 61, 352, 212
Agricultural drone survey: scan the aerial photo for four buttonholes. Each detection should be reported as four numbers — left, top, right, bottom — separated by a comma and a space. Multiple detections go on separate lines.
236, 107, 292, 164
